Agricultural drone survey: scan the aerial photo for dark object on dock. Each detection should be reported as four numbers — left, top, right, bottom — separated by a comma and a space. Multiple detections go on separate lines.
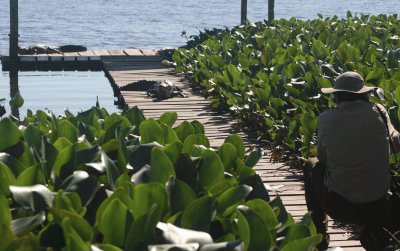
18, 44, 87, 55
120, 80, 156, 91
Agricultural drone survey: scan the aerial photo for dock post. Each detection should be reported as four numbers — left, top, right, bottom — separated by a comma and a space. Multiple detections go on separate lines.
10, 0, 19, 77
268, 0, 275, 22
241, 0, 247, 25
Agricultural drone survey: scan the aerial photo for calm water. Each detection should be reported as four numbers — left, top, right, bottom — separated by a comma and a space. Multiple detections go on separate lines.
0, 71, 118, 118
0, 0, 399, 54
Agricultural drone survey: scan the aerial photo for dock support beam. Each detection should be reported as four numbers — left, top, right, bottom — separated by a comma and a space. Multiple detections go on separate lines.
268, 0, 275, 22
10, 0, 19, 77
241, 0, 247, 25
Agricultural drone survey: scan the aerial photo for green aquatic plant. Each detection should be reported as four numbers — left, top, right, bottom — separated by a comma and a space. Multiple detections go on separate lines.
0, 106, 320, 250
172, 13, 400, 163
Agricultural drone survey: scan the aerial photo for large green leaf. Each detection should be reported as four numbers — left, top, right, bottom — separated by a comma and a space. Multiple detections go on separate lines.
60, 171, 100, 206
122, 106, 146, 135
236, 206, 273, 250
280, 235, 322, 251
0, 194, 11, 225
0, 118, 21, 151
174, 121, 195, 142
224, 135, 245, 159
181, 196, 215, 232
198, 150, 225, 191
0, 224, 15, 251
61, 218, 90, 251
132, 182, 168, 220
218, 143, 238, 172
156, 222, 213, 245
182, 134, 210, 156
10, 185, 54, 212
16, 165, 45, 186
244, 148, 263, 168
0, 162, 16, 196
149, 147, 176, 183
199, 240, 244, 251
57, 120, 78, 144
159, 112, 178, 127
102, 152, 120, 190
166, 177, 196, 215
9, 91, 24, 109
216, 185, 252, 217
140, 118, 164, 144
50, 207, 93, 242
11, 211, 46, 236
97, 198, 129, 246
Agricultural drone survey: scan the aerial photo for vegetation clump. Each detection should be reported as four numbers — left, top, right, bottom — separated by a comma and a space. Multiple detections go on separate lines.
0, 106, 320, 250
172, 13, 400, 162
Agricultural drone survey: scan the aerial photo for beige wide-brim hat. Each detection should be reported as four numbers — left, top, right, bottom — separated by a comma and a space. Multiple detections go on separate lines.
321, 71, 376, 94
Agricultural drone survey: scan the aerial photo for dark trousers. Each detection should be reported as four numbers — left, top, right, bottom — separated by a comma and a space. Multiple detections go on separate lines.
303, 158, 400, 245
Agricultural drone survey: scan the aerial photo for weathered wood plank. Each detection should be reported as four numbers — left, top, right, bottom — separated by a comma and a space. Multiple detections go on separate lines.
108, 50, 127, 56
123, 48, 144, 56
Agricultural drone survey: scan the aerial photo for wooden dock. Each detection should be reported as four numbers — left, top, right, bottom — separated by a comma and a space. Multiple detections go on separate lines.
0, 49, 364, 250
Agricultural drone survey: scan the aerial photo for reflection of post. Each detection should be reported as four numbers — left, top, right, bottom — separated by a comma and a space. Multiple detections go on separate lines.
10, 0, 19, 75
241, 0, 247, 25
9, 76, 20, 119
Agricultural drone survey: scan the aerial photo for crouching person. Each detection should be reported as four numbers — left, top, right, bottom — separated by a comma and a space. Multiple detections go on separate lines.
303, 71, 400, 250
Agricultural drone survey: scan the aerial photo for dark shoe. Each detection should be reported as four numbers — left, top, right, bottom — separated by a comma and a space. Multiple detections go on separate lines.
317, 233, 330, 251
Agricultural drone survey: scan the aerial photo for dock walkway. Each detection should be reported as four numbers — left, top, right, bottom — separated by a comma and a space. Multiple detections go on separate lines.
0, 50, 364, 250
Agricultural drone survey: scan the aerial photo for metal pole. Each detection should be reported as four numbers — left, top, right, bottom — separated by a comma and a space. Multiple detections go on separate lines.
10, 0, 19, 77
241, 0, 247, 25
268, 0, 275, 22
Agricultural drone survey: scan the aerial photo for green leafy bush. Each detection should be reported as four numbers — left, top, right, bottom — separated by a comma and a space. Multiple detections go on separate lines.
0, 106, 320, 250
172, 14, 400, 161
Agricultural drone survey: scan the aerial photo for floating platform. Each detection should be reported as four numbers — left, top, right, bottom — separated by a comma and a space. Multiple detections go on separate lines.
0, 49, 163, 71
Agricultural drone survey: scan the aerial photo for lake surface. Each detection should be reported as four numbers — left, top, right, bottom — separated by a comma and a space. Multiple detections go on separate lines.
0, 0, 399, 54
0, 71, 118, 118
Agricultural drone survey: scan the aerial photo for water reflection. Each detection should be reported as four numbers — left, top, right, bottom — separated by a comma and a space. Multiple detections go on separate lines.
9, 70, 20, 120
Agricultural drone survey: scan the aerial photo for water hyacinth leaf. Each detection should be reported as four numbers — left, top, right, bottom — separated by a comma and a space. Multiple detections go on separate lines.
311, 39, 329, 59
10, 185, 54, 212
280, 235, 322, 251
157, 222, 213, 245
0, 118, 21, 151
300, 111, 317, 134
159, 112, 178, 127
23, 125, 42, 150
132, 182, 168, 220
11, 211, 46, 236
140, 118, 164, 144
269, 197, 294, 226
122, 106, 146, 134
128, 142, 162, 171
161, 124, 180, 144
149, 147, 176, 183
57, 120, 78, 144
166, 177, 196, 215
0, 194, 11, 225
0, 154, 26, 179
198, 150, 225, 191
97, 198, 129, 246
0, 162, 16, 196
124, 204, 159, 250
191, 120, 205, 134
52, 140, 74, 178
9, 91, 24, 109
61, 218, 90, 251
236, 206, 273, 250
102, 152, 120, 190
218, 143, 238, 172
130, 165, 150, 185
300, 212, 317, 236
147, 243, 199, 251
224, 135, 245, 159
199, 240, 244, 251
174, 154, 198, 190
60, 171, 100, 206
0, 224, 15, 251
182, 134, 210, 155
181, 196, 215, 232
162, 141, 183, 165
16, 164, 45, 186
174, 121, 195, 142
76, 145, 101, 166
50, 207, 93, 242
246, 199, 278, 230
92, 244, 124, 251
244, 148, 263, 168
216, 185, 252, 217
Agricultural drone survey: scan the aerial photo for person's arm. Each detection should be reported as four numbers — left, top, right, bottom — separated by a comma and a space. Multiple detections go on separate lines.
317, 118, 327, 164
378, 104, 400, 153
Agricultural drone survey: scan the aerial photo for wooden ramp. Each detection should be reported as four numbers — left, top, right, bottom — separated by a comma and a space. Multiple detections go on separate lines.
101, 51, 364, 250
